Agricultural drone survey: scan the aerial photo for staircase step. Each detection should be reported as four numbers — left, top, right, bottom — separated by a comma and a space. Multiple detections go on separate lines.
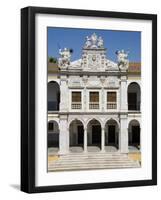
49, 164, 139, 171
48, 153, 140, 171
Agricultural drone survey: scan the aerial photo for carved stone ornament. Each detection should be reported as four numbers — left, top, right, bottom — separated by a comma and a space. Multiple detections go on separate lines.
84, 33, 104, 49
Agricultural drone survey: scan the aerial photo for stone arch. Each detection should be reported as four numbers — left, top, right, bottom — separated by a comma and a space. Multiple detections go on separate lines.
48, 79, 60, 85
68, 118, 85, 129
104, 119, 119, 150
128, 82, 141, 111
69, 119, 84, 152
47, 120, 59, 152
87, 118, 102, 151
128, 119, 140, 150
47, 81, 60, 111
86, 117, 103, 128
103, 117, 120, 129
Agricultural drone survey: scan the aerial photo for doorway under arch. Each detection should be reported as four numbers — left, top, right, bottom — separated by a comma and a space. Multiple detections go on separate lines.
105, 119, 119, 152
87, 119, 101, 152
128, 119, 140, 151
69, 119, 84, 153
47, 120, 59, 153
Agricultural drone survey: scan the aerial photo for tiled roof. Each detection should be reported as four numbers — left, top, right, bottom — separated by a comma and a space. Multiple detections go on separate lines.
128, 62, 141, 73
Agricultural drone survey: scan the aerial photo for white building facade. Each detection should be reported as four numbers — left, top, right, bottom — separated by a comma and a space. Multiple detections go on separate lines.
48, 33, 141, 155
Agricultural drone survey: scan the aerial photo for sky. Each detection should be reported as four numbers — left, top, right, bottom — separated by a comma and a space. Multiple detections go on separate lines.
48, 27, 141, 62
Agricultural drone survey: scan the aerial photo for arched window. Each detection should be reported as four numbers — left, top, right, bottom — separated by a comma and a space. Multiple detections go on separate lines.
47, 81, 60, 111
128, 82, 141, 111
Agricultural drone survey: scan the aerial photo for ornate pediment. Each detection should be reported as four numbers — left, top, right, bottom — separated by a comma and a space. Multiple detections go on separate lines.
69, 59, 82, 70
58, 33, 129, 73
106, 60, 119, 71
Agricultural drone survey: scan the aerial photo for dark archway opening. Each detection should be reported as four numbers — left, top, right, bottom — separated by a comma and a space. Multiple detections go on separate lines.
87, 119, 101, 150
47, 81, 60, 111
128, 82, 141, 111
47, 120, 59, 152
128, 120, 140, 150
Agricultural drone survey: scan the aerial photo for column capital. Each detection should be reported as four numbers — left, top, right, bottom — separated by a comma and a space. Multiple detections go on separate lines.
84, 127, 87, 131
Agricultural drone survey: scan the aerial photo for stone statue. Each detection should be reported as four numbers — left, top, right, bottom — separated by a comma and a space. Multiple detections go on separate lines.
84, 33, 104, 49
58, 48, 71, 69
97, 36, 104, 48
116, 50, 129, 70
91, 33, 98, 47
84, 36, 91, 48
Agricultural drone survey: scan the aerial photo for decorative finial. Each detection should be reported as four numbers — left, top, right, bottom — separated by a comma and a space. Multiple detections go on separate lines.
84, 33, 104, 49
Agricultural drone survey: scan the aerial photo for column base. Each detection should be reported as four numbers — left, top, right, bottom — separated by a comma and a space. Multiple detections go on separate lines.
58, 150, 69, 155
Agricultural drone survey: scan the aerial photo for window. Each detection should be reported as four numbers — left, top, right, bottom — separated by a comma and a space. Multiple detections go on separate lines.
71, 92, 82, 109
90, 92, 99, 102
107, 92, 117, 109
89, 92, 99, 109
48, 122, 54, 131
72, 92, 81, 102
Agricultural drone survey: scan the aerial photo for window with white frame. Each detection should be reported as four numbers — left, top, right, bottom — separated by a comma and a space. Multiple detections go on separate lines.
89, 92, 99, 109
107, 92, 117, 109
71, 91, 82, 109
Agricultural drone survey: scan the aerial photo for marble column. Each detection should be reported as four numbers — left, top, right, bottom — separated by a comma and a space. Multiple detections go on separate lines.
101, 128, 105, 152
83, 76, 88, 112
83, 88, 86, 111
59, 115, 69, 154
119, 75, 128, 153
60, 75, 68, 112
84, 127, 87, 152
119, 115, 128, 153
120, 75, 128, 112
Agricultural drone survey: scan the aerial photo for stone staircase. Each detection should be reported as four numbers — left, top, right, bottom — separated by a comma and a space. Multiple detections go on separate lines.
48, 152, 140, 172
